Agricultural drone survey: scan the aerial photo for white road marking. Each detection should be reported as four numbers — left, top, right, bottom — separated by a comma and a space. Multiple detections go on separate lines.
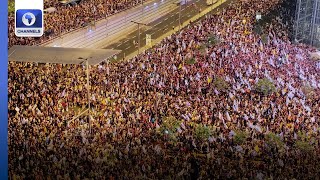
117, 43, 122, 47
154, 22, 162, 27
125, 46, 131, 50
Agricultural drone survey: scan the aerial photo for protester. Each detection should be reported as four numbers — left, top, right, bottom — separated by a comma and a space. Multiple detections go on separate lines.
8, 0, 320, 179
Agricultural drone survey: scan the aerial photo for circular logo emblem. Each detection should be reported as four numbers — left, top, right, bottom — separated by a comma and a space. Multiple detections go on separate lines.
22, 12, 36, 26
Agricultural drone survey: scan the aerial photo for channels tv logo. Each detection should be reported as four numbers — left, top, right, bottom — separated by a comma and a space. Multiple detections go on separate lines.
15, 9, 43, 37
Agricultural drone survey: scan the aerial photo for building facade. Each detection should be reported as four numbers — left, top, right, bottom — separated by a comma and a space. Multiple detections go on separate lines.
294, 0, 320, 48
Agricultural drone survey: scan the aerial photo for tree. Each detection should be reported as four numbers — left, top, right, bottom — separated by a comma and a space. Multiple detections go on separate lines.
255, 78, 276, 96
265, 132, 284, 149
253, 24, 262, 35
261, 34, 268, 44
8, 1, 15, 15
198, 44, 207, 55
194, 124, 212, 140
234, 130, 248, 145
301, 84, 315, 99
212, 76, 230, 92
294, 131, 314, 153
295, 141, 314, 153
207, 34, 221, 46
186, 58, 196, 65
158, 116, 181, 135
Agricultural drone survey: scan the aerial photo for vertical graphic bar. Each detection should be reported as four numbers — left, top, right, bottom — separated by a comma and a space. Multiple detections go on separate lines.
0, 0, 8, 178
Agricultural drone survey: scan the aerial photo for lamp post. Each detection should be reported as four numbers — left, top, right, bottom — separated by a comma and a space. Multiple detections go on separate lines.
86, 59, 91, 134
78, 57, 92, 134
172, 2, 181, 30
179, 2, 181, 30
105, 18, 108, 38
59, 24, 62, 46
131, 21, 147, 54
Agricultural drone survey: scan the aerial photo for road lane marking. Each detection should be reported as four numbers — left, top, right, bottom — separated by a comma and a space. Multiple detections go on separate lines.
154, 22, 162, 27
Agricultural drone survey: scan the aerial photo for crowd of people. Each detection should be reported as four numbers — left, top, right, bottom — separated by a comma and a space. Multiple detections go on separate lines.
8, 0, 320, 179
8, 0, 146, 48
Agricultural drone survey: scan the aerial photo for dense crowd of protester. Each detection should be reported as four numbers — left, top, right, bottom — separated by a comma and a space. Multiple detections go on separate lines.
8, 0, 145, 48
8, 0, 320, 179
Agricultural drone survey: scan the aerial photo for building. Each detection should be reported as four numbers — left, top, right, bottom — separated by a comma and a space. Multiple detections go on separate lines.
294, 0, 320, 48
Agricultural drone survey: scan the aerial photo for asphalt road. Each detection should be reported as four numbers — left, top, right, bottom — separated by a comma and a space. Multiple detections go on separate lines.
104, 0, 208, 61
104, 0, 232, 61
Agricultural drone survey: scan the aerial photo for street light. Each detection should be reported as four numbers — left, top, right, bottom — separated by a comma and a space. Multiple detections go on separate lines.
174, 2, 182, 30
78, 57, 92, 134
105, 18, 108, 38
178, 2, 181, 30
59, 24, 62, 46
131, 21, 147, 54
86, 59, 91, 134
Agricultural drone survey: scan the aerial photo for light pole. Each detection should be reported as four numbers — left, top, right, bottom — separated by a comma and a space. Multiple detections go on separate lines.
172, 2, 181, 30
179, 2, 181, 30
131, 21, 147, 54
59, 24, 62, 46
105, 18, 108, 38
79, 57, 92, 134
86, 59, 91, 134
